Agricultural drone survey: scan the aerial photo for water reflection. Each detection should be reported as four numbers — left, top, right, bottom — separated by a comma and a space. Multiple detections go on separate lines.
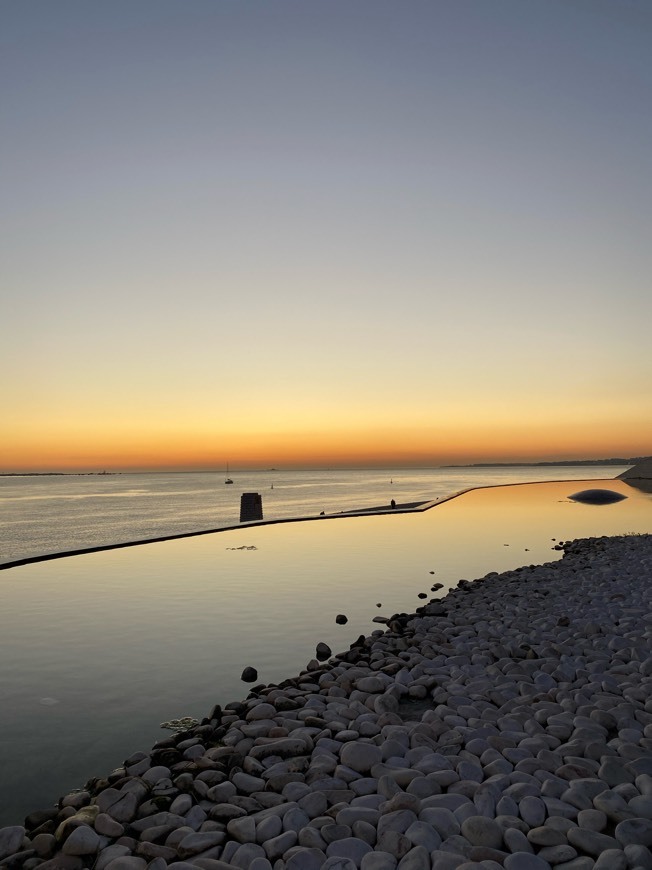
0, 479, 649, 824
622, 476, 652, 494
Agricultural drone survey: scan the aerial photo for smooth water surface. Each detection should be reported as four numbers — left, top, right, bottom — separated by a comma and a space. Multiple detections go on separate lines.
0, 478, 649, 824
0, 466, 628, 564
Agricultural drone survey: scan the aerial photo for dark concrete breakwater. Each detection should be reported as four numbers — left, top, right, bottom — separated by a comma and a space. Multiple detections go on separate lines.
2, 534, 652, 870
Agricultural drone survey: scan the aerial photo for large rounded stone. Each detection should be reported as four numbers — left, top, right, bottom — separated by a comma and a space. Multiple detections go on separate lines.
593, 850, 628, 870
32, 832, 56, 859
337, 808, 380, 828
321, 858, 358, 870
356, 677, 386, 694
286, 848, 328, 870
178, 831, 226, 857
316, 642, 332, 661
526, 826, 565, 847
227, 816, 257, 844
418, 807, 460, 839
340, 741, 382, 774
375, 830, 412, 860
0, 827, 25, 861
396, 845, 430, 870
504, 854, 552, 870
360, 852, 397, 870
322, 824, 353, 845
593, 790, 634, 822
263, 830, 298, 860
460, 815, 503, 850
404, 821, 441, 852
614, 817, 652, 847
231, 842, 268, 869
61, 824, 100, 855
624, 844, 652, 868
247, 704, 276, 721
104, 858, 147, 870
96, 789, 138, 822
519, 796, 546, 827
95, 845, 132, 869
232, 771, 266, 794
326, 837, 373, 865
504, 828, 532, 854
377, 811, 418, 839
95, 813, 125, 838
598, 758, 635, 786
628, 795, 652, 819
567, 827, 619, 855
283, 807, 311, 833
256, 815, 283, 844
429, 852, 471, 870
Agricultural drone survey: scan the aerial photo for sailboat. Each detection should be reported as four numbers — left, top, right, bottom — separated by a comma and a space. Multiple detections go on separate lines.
224, 462, 234, 484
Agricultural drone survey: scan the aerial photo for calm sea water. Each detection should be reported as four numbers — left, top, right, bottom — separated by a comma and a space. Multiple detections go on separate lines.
0, 466, 630, 564
0, 468, 648, 826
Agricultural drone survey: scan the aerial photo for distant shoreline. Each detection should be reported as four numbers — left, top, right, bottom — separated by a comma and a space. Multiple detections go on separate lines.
0, 472, 122, 477
445, 457, 645, 468
1, 458, 646, 476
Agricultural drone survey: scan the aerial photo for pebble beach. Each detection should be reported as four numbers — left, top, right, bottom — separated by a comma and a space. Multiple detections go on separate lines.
2, 533, 652, 870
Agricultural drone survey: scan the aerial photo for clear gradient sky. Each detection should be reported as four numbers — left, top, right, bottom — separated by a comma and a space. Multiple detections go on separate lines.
2, 0, 651, 471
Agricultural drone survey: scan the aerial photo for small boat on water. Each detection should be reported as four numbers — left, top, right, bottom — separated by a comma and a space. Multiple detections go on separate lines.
224, 463, 233, 485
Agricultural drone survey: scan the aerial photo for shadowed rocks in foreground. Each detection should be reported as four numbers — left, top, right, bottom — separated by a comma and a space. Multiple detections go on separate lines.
2, 534, 652, 869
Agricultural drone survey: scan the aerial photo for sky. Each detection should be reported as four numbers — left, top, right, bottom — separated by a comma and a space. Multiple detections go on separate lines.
2, 0, 651, 471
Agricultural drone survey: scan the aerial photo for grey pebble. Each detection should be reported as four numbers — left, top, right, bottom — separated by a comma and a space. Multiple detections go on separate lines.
263, 831, 298, 860
360, 852, 397, 870
103, 859, 148, 870
286, 848, 327, 870
566, 826, 620, 855
326, 837, 373, 865
460, 815, 503, 850
61, 825, 100, 855
321, 857, 358, 870
396, 844, 430, 870
615, 817, 652, 847
593, 850, 628, 870
503, 828, 533, 854
624, 843, 652, 869
503, 854, 552, 870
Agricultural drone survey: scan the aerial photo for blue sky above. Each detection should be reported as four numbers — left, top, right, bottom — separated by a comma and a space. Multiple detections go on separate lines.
2, 0, 651, 468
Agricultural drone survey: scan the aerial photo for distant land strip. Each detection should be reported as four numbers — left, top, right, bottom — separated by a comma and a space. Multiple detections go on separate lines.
444, 456, 649, 468
1, 457, 649, 476
0, 472, 122, 477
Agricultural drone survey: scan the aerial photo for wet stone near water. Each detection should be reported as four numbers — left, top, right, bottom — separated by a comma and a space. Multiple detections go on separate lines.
2, 534, 652, 870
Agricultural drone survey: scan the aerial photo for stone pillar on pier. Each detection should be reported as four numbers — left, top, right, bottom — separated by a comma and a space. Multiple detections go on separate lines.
240, 492, 263, 522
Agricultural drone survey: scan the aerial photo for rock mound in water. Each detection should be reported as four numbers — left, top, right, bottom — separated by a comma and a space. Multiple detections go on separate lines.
568, 488, 627, 503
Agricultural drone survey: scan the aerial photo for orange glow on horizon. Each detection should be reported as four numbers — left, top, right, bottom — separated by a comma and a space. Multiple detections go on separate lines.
3, 2, 651, 483
2, 415, 649, 473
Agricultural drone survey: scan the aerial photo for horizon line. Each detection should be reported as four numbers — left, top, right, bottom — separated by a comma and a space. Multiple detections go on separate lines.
0, 456, 644, 476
